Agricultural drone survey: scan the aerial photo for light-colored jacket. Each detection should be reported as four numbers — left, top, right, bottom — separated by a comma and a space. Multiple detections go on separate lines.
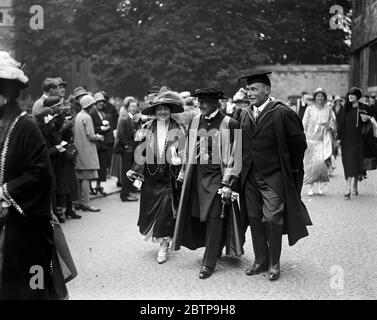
74, 109, 100, 170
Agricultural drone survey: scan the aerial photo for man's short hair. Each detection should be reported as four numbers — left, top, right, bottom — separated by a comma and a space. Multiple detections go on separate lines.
301, 91, 308, 96
42, 78, 59, 92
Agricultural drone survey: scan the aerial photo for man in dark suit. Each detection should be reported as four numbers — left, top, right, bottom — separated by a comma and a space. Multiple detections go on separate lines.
238, 72, 312, 281
297, 91, 309, 120
116, 100, 141, 202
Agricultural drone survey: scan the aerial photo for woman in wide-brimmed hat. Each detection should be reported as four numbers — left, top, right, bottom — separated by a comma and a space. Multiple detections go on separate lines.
127, 87, 186, 264
337, 87, 376, 199
302, 88, 337, 196
0, 51, 66, 299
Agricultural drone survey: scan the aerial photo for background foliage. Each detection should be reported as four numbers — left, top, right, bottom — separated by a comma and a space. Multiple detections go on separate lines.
12, 0, 352, 98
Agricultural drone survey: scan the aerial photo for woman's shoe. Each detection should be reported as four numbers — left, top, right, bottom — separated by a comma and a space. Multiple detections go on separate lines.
95, 187, 107, 196
344, 192, 351, 200
89, 188, 97, 195
66, 209, 82, 219
74, 202, 84, 211
157, 241, 169, 264
352, 189, 358, 196
81, 205, 101, 212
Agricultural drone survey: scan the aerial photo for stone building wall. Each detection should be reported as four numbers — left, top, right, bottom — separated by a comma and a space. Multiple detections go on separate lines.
252, 65, 350, 102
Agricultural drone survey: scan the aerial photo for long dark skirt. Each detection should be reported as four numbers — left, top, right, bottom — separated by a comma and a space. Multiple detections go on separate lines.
0, 211, 57, 300
97, 149, 108, 182
138, 164, 175, 239
56, 158, 78, 201
110, 154, 122, 181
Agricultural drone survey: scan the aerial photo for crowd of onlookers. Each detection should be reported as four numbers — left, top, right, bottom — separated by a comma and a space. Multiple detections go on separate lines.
28, 77, 377, 225
27, 79, 207, 223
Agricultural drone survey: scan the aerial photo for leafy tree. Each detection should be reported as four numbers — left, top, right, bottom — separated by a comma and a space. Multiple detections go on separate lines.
11, 0, 352, 98
256, 0, 352, 64
12, 0, 82, 96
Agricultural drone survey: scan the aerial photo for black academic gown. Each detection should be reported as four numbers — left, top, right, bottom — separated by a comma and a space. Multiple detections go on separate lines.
239, 100, 312, 246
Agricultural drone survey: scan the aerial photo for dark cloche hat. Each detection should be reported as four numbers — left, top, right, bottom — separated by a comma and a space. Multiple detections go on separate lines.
239, 71, 272, 86
73, 86, 87, 100
147, 85, 161, 95
191, 87, 227, 100
142, 86, 184, 116
348, 87, 363, 100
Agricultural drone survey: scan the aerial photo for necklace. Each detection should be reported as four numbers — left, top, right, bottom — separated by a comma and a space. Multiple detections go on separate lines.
146, 120, 170, 176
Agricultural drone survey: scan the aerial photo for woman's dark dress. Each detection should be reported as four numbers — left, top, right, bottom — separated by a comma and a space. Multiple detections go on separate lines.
133, 119, 183, 240
338, 103, 369, 178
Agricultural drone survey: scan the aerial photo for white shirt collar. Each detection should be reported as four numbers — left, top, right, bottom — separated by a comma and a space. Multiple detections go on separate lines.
42, 94, 49, 99
205, 109, 219, 120
254, 98, 271, 114
129, 113, 134, 120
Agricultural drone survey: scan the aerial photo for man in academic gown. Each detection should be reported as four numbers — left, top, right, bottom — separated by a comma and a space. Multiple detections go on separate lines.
238, 72, 312, 281
172, 87, 243, 279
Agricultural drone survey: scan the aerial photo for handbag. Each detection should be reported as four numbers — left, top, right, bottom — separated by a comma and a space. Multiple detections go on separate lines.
65, 143, 78, 160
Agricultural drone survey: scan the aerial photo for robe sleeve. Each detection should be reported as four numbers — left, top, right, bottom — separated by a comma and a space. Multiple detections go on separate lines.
282, 109, 307, 172
3, 120, 52, 216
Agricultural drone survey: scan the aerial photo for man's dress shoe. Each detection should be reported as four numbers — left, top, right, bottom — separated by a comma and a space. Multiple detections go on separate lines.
245, 262, 268, 276
268, 263, 280, 281
199, 266, 214, 279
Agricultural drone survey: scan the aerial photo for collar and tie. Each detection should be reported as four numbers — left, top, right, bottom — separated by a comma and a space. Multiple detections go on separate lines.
254, 107, 261, 119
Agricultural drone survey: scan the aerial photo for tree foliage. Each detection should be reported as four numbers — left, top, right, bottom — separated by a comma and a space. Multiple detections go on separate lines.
12, 0, 352, 98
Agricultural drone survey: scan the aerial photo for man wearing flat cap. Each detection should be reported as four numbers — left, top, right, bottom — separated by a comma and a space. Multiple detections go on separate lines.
238, 72, 312, 281
32, 77, 61, 123
172, 87, 243, 279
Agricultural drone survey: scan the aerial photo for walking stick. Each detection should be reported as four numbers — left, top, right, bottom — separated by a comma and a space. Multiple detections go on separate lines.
220, 198, 230, 219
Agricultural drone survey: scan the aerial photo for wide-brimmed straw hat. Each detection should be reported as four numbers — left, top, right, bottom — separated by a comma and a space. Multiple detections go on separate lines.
312, 87, 327, 99
142, 86, 184, 116
0, 51, 29, 89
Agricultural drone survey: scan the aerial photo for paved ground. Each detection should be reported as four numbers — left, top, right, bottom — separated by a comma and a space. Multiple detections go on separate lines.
64, 158, 377, 300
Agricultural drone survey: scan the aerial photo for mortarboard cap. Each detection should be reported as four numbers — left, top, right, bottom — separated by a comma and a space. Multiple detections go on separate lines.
239, 72, 272, 86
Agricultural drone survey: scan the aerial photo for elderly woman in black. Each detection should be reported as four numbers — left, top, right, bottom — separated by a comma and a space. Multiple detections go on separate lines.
127, 87, 185, 264
0, 51, 60, 299
337, 87, 372, 199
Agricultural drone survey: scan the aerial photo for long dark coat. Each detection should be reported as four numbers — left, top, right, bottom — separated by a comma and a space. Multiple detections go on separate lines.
56, 120, 78, 199
131, 119, 185, 238
0, 107, 60, 299
239, 100, 312, 246
171, 113, 245, 255
337, 103, 376, 177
